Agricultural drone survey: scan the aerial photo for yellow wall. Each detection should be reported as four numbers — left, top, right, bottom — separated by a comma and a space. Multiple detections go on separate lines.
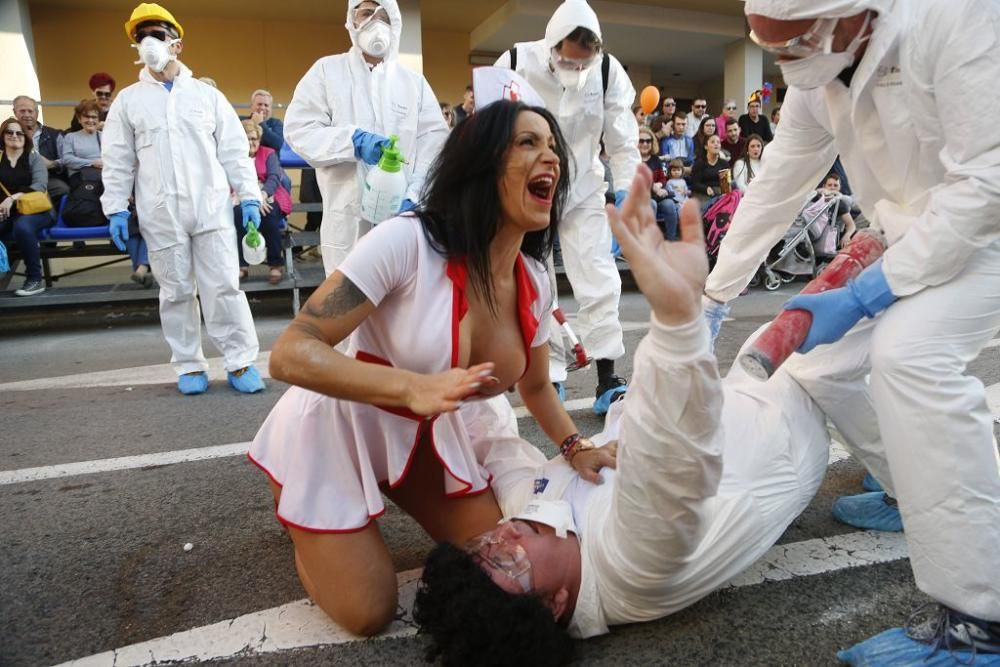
420, 28, 472, 108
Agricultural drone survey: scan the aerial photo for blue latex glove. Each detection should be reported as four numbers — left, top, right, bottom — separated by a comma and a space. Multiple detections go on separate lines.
702, 295, 731, 346
398, 198, 416, 214
240, 200, 261, 231
109, 211, 130, 252
783, 259, 897, 353
352, 129, 390, 165
614, 189, 627, 209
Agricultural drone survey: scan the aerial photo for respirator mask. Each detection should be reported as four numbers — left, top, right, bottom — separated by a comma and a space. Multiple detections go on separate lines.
132, 34, 179, 73
550, 48, 599, 92
762, 13, 872, 90
353, 7, 392, 59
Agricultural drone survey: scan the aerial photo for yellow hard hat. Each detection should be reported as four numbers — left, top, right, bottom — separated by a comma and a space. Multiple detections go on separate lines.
124, 3, 184, 41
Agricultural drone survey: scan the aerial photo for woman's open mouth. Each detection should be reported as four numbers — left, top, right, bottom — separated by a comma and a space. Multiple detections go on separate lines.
527, 174, 555, 205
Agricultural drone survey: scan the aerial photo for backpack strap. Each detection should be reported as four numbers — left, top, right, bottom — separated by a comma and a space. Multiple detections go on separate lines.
601, 52, 610, 97
508, 45, 518, 72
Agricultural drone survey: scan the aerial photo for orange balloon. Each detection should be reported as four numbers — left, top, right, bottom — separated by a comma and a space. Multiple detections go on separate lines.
639, 86, 660, 115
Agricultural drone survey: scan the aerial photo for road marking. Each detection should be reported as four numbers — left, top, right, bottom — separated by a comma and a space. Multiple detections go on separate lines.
55, 531, 908, 667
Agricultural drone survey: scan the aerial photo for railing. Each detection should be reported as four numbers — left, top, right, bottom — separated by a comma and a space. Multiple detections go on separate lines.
0, 99, 290, 110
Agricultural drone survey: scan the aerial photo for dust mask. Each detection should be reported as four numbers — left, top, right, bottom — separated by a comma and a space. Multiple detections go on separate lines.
132, 36, 178, 73
778, 13, 872, 90
357, 20, 392, 58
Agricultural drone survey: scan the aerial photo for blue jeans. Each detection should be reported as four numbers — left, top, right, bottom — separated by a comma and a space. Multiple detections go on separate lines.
0, 211, 56, 281
655, 199, 680, 241
124, 235, 149, 271
232, 205, 284, 267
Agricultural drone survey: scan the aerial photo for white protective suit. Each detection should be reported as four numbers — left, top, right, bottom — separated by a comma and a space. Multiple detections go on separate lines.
101, 62, 261, 375
284, 0, 449, 276
495, 0, 640, 382
705, 0, 1000, 621
477, 313, 886, 637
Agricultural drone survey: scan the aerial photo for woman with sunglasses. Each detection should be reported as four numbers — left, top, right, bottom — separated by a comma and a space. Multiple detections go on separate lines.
637, 126, 678, 240
68, 73, 116, 133
715, 98, 739, 139
0, 116, 54, 297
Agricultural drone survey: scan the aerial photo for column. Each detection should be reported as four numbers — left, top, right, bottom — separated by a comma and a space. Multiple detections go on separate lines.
724, 37, 763, 111
0, 0, 40, 120
397, 0, 424, 74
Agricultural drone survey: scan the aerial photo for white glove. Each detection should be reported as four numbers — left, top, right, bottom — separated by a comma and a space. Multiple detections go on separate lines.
702, 294, 731, 346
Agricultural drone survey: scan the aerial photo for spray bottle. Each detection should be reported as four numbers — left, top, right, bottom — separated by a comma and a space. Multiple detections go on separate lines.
361, 135, 408, 225
242, 220, 267, 265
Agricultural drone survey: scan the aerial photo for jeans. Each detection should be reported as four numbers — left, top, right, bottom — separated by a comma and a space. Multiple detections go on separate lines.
655, 199, 680, 241
232, 204, 284, 267
125, 235, 150, 271
0, 211, 56, 281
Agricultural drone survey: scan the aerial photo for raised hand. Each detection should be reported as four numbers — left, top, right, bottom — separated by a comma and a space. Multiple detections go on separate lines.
405, 362, 496, 417
606, 164, 709, 326
571, 440, 618, 484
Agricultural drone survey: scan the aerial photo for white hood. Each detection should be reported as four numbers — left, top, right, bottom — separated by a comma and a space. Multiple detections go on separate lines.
745, 0, 892, 20
345, 0, 402, 60
544, 0, 602, 49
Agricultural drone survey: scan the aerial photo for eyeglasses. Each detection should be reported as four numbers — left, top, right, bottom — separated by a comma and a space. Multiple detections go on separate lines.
749, 17, 838, 58
638, 139, 654, 145
82, 114, 100, 121
3, 130, 25, 138
465, 533, 533, 594
95, 91, 112, 99
693, 104, 706, 109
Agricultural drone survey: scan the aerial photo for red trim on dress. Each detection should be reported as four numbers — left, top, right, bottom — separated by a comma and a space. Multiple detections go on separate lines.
513, 254, 540, 377
446, 258, 469, 369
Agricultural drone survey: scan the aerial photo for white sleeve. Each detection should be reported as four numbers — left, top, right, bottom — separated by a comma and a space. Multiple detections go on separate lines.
603, 55, 641, 194
284, 57, 358, 168
586, 314, 724, 605
100, 96, 137, 217
494, 49, 513, 70
405, 77, 449, 203
882, 0, 1000, 296
704, 88, 837, 303
213, 89, 260, 203
336, 216, 420, 306
530, 258, 552, 347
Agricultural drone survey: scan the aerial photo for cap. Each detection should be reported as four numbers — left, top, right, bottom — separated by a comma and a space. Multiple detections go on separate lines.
125, 3, 184, 40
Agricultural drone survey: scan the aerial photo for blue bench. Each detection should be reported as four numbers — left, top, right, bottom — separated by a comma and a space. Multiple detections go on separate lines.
42, 195, 111, 241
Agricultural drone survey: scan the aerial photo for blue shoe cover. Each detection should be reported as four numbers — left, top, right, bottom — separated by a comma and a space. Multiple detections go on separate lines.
178, 372, 209, 395
228, 366, 266, 394
593, 384, 627, 416
862, 472, 883, 493
838, 628, 1000, 667
553, 382, 566, 403
832, 492, 903, 532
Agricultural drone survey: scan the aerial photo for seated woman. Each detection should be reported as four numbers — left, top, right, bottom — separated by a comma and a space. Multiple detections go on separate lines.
233, 119, 287, 284
732, 133, 764, 193
690, 134, 730, 201
693, 116, 717, 162
62, 98, 152, 287
0, 116, 54, 297
248, 100, 612, 637
638, 126, 678, 240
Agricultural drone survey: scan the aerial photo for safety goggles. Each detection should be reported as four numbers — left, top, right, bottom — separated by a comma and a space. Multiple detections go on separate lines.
134, 27, 172, 43
353, 5, 390, 26
749, 17, 838, 58
550, 48, 601, 72
465, 533, 534, 594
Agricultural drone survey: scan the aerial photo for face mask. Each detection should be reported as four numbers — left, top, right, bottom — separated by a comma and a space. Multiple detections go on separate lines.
778, 13, 872, 90
554, 66, 592, 91
132, 36, 178, 73
509, 500, 577, 538
357, 19, 392, 58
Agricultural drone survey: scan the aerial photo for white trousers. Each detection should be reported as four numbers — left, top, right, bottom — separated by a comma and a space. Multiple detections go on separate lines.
784, 241, 1000, 621
320, 215, 370, 278
548, 194, 625, 382
148, 225, 260, 376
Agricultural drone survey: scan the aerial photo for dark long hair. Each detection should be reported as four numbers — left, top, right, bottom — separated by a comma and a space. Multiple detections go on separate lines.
740, 133, 765, 183
417, 100, 572, 313
1, 116, 33, 154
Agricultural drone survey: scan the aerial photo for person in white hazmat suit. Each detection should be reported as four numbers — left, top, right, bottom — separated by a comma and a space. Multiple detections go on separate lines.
700, 0, 1000, 663
495, 0, 641, 415
284, 0, 449, 277
412, 174, 885, 665
101, 3, 265, 396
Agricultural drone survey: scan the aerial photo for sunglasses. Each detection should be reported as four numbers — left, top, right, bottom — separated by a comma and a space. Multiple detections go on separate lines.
4, 130, 25, 137
135, 28, 170, 42
725, 105, 737, 111
82, 114, 100, 120
95, 91, 112, 99
693, 104, 706, 109
638, 139, 654, 145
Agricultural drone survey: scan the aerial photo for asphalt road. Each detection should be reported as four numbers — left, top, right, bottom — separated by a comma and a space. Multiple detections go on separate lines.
1, 284, 998, 667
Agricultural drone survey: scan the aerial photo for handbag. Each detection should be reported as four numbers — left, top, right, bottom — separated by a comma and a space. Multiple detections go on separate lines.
0, 181, 53, 215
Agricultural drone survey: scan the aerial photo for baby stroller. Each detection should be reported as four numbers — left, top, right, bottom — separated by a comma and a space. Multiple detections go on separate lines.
756, 190, 852, 291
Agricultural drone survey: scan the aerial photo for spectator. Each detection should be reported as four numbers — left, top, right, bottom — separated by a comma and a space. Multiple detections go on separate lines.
666, 158, 690, 206
738, 92, 773, 143
721, 117, 747, 163
815, 172, 857, 245
690, 134, 730, 199
453, 84, 475, 124
770, 106, 780, 135
246, 89, 284, 151
234, 119, 287, 284
11, 95, 68, 200
685, 97, 708, 138
715, 98, 738, 138
440, 102, 456, 129
68, 73, 117, 132
632, 104, 647, 127
656, 95, 677, 123
638, 125, 678, 240
693, 115, 717, 161
733, 133, 764, 192
0, 116, 55, 296
659, 111, 695, 173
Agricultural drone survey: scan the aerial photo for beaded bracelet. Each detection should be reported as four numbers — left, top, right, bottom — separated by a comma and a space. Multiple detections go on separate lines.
559, 433, 583, 460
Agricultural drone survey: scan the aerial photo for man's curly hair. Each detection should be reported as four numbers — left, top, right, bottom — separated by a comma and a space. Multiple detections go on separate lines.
413, 542, 575, 667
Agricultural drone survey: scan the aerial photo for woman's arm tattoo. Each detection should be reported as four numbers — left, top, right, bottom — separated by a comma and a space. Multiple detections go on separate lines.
304, 277, 368, 319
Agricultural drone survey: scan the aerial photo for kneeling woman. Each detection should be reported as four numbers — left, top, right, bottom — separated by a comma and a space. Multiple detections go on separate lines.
249, 101, 610, 636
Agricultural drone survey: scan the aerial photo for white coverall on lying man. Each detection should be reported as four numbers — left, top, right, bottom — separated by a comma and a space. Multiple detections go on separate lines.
701, 0, 1000, 662
284, 0, 448, 277
101, 3, 264, 396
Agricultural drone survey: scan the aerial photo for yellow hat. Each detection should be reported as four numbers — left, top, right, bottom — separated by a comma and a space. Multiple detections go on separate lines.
124, 3, 184, 41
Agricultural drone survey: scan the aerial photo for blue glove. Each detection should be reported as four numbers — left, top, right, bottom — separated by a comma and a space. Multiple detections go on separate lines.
783, 259, 897, 353
702, 295, 731, 346
398, 198, 416, 214
614, 189, 627, 209
109, 211, 130, 252
240, 200, 261, 231
352, 129, 390, 165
